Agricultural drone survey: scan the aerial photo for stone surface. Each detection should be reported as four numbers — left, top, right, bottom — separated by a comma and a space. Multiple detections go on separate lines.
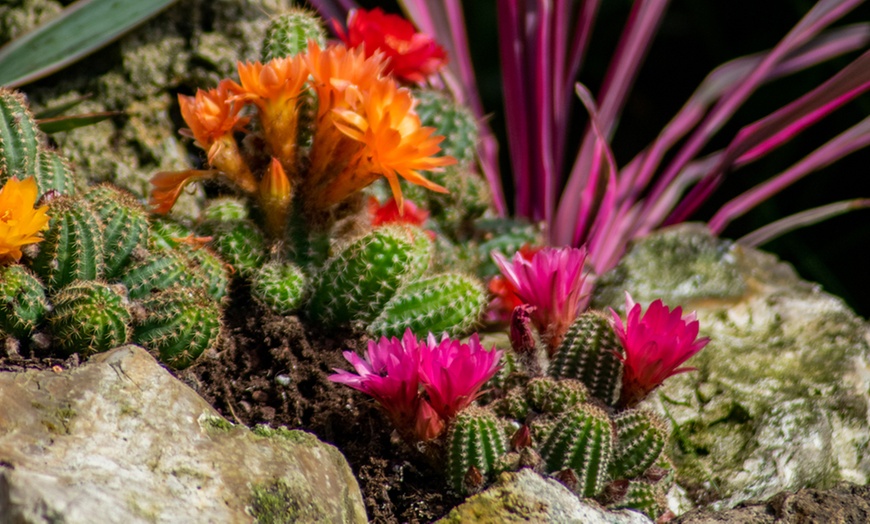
0, 345, 367, 523
436, 469, 652, 524
594, 223, 870, 510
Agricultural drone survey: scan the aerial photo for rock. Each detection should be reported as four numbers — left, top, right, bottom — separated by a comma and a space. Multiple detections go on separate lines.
0, 345, 367, 523
674, 482, 870, 523
436, 469, 652, 524
594, 224, 870, 510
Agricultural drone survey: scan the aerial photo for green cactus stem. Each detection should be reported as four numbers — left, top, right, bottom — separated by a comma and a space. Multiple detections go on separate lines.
609, 410, 668, 480
0, 264, 49, 338
184, 246, 230, 302
201, 197, 249, 222
32, 196, 104, 291
49, 280, 131, 356
539, 403, 614, 497
261, 9, 326, 62
540, 379, 589, 415
307, 225, 430, 326
120, 250, 208, 300
251, 261, 307, 314
34, 149, 78, 196
198, 218, 266, 276
549, 311, 624, 406
0, 88, 40, 184
133, 286, 222, 369
84, 184, 150, 279
446, 406, 508, 495
412, 89, 479, 166
608, 480, 667, 521
367, 272, 485, 339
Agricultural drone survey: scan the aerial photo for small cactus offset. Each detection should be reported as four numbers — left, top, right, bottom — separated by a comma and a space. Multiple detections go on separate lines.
48, 280, 131, 356
201, 197, 249, 222
261, 9, 326, 62
609, 409, 668, 480
198, 218, 266, 276
539, 403, 614, 497
307, 225, 430, 326
0, 88, 40, 183
183, 246, 230, 302
120, 250, 207, 300
0, 264, 49, 338
251, 261, 307, 314
84, 184, 150, 279
133, 286, 222, 369
608, 480, 668, 521
446, 406, 508, 494
367, 272, 486, 338
538, 379, 589, 415
550, 311, 624, 406
412, 89, 479, 166
32, 196, 105, 291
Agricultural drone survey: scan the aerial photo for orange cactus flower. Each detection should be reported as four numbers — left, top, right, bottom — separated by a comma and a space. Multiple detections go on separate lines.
0, 177, 50, 263
234, 57, 309, 170
149, 170, 218, 214
259, 157, 294, 238
178, 79, 257, 194
304, 42, 388, 193
326, 78, 454, 209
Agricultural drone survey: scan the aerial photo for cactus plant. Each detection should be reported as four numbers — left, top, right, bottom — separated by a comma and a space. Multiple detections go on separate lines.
412, 89, 479, 166
261, 9, 326, 62
0, 88, 40, 184
609, 410, 668, 480
539, 403, 614, 497
133, 286, 222, 369
84, 184, 149, 279
32, 196, 104, 291
446, 406, 508, 494
307, 225, 430, 326
34, 148, 78, 196
251, 261, 307, 314
367, 272, 486, 338
0, 264, 48, 338
120, 250, 207, 300
549, 311, 624, 406
48, 280, 131, 356
198, 218, 266, 276
608, 480, 667, 520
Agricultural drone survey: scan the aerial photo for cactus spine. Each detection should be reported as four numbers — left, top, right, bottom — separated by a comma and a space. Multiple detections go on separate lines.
550, 311, 624, 406
539, 403, 614, 497
368, 272, 485, 338
609, 410, 668, 480
32, 197, 104, 291
446, 406, 508, 494
0, 264, 49, 338
133, 287, 222, 369
84, 184, 150, 279
49, 280, 131, 356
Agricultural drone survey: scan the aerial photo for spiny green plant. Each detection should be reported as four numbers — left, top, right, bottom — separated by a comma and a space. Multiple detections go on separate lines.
83, 184, 150, 279
251, 261, 307, 315
367, 271, 486, 338
32, 196, 105, 291
197, 218, 266, 277
0, 264, 49, 339
261, 8, 327, 62
49, 280, 132, 356
609, 410, 668, 480
446, 406, 508, 495
133, 286, 222, 369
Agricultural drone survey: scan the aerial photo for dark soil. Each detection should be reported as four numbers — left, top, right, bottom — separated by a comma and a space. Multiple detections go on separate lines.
180, 283, 463, 524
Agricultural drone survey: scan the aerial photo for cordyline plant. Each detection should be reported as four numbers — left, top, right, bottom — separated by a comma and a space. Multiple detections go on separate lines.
313, 0, 870, 276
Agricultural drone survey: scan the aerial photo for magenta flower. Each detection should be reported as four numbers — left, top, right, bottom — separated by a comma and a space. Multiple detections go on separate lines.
610, 294, 710, 408
492, 245, 592, 354
329, 330, 423, 430
418, 333, 503, 420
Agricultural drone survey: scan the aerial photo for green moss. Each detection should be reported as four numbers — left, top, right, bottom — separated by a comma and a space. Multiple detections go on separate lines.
252, 425, 317, 445
201, 414, 234, 432
248, 478, 324, 524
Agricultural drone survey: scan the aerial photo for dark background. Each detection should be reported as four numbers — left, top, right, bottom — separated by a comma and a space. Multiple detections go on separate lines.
354, 0, 870, 318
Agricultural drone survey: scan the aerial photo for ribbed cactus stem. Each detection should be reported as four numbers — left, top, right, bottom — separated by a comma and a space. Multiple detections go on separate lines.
550, 311, 624, 406
120, 250, 207, 300
84, 184, 150, 279
608, 480, 667, 520
49, 280, 131, 356
32, 196, 104, 291
261, 9, 326, 62
0, 88, 40, 184
541, 379, 589, 414
367, 272, 485, 338
251, 261, 308, 314
133, 286, 222, 369
446, 406, 508, 494
610, 410, 668, 480
412, 89, 479, 166
198, 218, 265, 276
34, 149, 78, 196
307, 226, 430, 326
539, 403, 614, 497
0, 264, 49, 338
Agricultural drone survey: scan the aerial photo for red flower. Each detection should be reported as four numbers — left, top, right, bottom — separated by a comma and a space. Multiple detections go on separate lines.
368, 196, 429, 227
611, 293, 710, 408
336, 8, 448, 83
486, 244, 542, 324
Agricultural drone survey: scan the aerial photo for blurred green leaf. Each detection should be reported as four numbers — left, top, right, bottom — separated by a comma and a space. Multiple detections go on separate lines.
37, 112, 121, 134
0, 0, 178, 88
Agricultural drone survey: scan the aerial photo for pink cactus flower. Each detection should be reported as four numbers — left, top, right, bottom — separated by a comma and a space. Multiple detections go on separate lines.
329, 330, 423, 430
418, 333, 503, 420
611, 293, 710, 408
492, 246, 592, 353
